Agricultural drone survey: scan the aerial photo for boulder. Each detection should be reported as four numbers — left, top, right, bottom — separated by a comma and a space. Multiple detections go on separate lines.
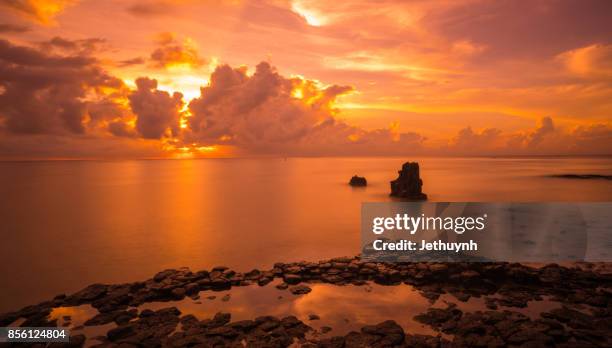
349, 175, 367, 186
390, 162, 427, 200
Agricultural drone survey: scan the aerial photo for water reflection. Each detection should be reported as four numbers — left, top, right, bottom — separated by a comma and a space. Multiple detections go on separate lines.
1, 157, 610, 312
138, 281, 561, 338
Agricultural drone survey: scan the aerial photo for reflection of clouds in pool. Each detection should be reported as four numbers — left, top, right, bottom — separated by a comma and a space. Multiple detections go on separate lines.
49, 304, 98, 326
48, 305, 115, 348
292, 283, 438, 335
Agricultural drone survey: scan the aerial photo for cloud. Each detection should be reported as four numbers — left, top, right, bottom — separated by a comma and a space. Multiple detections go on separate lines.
184, 61, 425, 155
0, 38, 609, 158
449, 127, 503, 154
0, 0, 77, 24
149, 32, 205, 70
128, 77, 184, 139
444, 117, 612, 156
558, 43, 612, 79
127, 1, 173, 17
38, 36, 107, 55
0, 38, 124, 135
0, 23, 30, 33
527, 116, 554, 148
118, 57, 146, 67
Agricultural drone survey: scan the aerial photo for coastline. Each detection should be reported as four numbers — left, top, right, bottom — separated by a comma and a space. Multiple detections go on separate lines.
2, 257, 610, 347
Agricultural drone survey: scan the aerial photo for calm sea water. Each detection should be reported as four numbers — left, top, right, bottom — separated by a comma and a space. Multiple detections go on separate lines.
1, 157, 611, 312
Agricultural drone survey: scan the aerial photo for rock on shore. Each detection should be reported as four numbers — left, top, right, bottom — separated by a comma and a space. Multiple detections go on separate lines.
1, 259, 611, 347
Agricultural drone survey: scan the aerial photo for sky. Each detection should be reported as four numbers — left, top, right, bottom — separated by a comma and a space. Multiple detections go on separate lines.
0, 0, 611, 159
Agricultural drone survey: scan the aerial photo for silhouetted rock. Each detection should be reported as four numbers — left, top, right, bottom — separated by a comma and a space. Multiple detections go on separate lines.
349, 175, 367, 186
549, 174, 612, 180
390, 162, 427, 200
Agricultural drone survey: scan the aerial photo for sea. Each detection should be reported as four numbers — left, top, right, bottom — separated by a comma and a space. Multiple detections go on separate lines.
1, 156, 611, 312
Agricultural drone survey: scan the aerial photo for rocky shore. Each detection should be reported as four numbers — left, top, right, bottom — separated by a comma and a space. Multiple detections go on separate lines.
1, 258, 611, 347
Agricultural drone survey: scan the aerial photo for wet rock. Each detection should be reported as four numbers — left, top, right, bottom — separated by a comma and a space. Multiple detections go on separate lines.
284, 274, 302, 284
139, 309, 154, 317
349, 175, 367, 187
245, 269, 262, 280
107, 324, 136, 341
67, 283, 107, 304
276, 282, 289, 290
48, 333, 86, 348
206, 325, 239, 338
256, 316, 281, 331
171, 287, 186, 299
221, 294, 231, 302
258, 277, 273, 286
153, 269, 177, 282
289, 284, 312, 295
229, 319, 256, 331
309, 314, 320, 321
84, 309, 136, 326
209, 312, 231, 327
179, 314, 199, 330
106, 307, 181, 346
184, 282, 199, 295
389, 162, 427, 200
331, 321, 405, 347
320, 326, 332, 334
404, 334, 450, 348
212, 266, 229, 272
414, 303, 462, 330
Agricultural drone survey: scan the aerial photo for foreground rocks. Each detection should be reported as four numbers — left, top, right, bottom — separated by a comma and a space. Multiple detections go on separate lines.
1, 259, 610, 347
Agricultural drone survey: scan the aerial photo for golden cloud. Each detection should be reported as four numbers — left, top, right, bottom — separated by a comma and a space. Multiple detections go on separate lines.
1, 0, 77, 24
150, 32, 205, 70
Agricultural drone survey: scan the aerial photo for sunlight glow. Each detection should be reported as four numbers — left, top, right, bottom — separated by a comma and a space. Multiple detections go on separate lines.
291, 1, 325, 26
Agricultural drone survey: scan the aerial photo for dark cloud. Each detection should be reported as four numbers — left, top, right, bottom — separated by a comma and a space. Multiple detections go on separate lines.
118, 57, 146, 67
0, 39, 93, 67
0, 23, 30, 33
426, 0, 612, 61
108, 121, 137, 138
128, 77, 183, 139
39, 36, 107, 55
0, 39, 124, 135
127, 1, 173, 17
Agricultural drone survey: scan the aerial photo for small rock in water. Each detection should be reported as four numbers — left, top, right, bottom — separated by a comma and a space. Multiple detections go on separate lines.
349, 175, 367, 186
221, 294, 231, 302
308, 314, 320, 321
207, 295, 216, 300
390, 162, 427, 200
289, 284, 312, 295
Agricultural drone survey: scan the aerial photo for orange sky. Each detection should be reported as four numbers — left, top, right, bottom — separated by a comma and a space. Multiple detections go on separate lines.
0, 0, 611, 158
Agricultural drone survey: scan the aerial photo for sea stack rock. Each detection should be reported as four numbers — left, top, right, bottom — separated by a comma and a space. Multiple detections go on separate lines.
349, 175, 367, 186
390, 162, 427, 200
